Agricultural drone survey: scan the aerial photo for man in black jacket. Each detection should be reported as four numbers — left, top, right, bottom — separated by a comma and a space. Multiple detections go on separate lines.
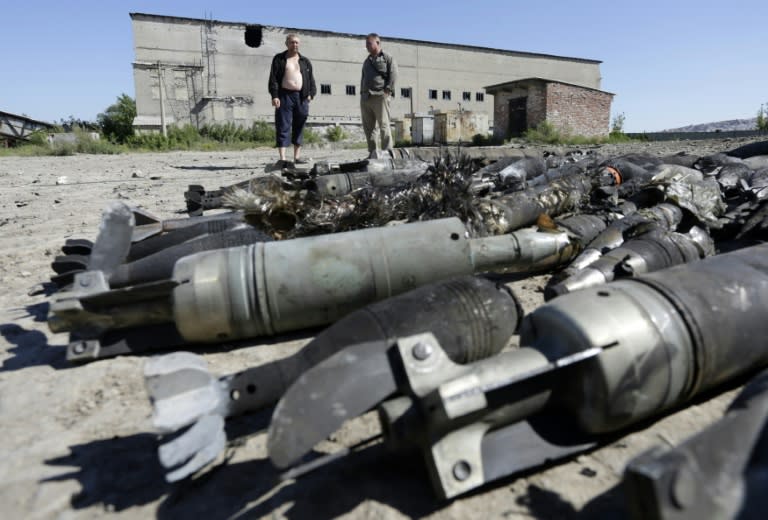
268, 34, 317, 167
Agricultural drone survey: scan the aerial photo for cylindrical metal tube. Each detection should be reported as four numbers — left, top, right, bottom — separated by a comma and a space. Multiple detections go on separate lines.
309, 163, 429, 197
224, 275, 522, 417
110, 227, 272, 287
546, 228, 712, 297
128, 215, 244, 261
172, 218, 477, 342
469, 229, 573, 273
475, 175, 594, 234
522, 242, 768, 433
546, 203, 686, 299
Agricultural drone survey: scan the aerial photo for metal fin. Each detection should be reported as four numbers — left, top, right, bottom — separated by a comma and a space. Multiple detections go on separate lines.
159, 414, 227, 482
268, 339, 396, 469
87, 201, 135, 275
144, 352, 224, 432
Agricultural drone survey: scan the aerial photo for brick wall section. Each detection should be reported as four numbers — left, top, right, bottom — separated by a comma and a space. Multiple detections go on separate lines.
527, 83, 547, 128
490, 79, 612, 139
545, 82, 611, 137
491, 87, 524, 141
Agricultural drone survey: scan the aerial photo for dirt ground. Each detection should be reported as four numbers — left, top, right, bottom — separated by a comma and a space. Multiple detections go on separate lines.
0, 137, 761, 519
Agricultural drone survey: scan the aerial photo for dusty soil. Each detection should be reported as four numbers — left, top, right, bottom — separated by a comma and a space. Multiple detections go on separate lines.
0, 137, 761, 519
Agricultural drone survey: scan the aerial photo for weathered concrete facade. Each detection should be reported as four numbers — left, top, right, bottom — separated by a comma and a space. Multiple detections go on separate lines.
130, 13, 605, 135
486, 78, 614, 140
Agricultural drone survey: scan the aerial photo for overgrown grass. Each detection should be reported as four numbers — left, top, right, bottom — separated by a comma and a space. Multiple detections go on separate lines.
1, 120, 639, 156
522, 121, 639, 145
325, 125, 347, 142
0, 130, 125, 156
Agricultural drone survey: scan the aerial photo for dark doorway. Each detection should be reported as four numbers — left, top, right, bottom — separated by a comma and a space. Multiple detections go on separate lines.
508, 97, 527, 137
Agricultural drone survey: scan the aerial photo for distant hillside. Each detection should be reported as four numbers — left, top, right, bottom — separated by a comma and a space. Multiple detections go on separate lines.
662, 118, 758, 132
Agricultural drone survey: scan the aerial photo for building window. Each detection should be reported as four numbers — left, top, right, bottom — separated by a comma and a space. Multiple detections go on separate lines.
442, 90, 451, 100
400, 87, 411, 98
476, 92, 485, 102
428, 89, 438, 100
346, 85, 356, 95
321, 84, 332, 95
463, 91, 471, 101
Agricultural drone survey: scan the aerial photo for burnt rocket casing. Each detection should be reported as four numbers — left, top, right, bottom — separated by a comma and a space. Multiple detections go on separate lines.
544, 226, 714, 299
308, 158, 431, 196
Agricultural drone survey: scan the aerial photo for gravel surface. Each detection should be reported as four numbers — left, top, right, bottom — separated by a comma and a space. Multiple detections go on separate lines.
0, 137, 763, 519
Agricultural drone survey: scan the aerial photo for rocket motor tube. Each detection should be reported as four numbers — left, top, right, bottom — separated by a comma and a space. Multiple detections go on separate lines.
172, 218, 481, 343
521, 242, 768, 434
545, 229, 708, 298
171, 217, 594, 344
309, 166, 429, 197
224, 275, 523, 417
109, 226, 272, 288
127, 216, 244, 261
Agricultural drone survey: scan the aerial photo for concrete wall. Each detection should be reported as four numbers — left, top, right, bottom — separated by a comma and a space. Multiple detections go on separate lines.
433, 110, 489, 143
130, 13, 604, 133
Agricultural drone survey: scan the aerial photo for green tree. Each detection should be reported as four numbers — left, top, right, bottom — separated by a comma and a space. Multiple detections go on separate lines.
757, 104, 768, 132
610, 112, 626, 134
98, 94, 136, 143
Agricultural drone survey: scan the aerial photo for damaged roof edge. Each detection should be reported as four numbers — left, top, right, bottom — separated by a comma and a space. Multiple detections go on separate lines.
485, 77, 615, 96
128, 12, 602, 65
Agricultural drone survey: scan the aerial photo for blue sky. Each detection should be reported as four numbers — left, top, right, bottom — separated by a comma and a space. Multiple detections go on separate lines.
3, 1, 766, 132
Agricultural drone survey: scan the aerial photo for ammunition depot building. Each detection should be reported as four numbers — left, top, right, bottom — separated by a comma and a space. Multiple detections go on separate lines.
130, 12, 612, 141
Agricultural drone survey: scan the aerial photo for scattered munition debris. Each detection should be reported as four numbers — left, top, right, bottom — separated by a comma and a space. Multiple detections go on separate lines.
38, 139, 768, 516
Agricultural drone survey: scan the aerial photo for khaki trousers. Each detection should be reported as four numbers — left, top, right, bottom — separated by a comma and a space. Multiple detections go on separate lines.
360, 93, 392, 156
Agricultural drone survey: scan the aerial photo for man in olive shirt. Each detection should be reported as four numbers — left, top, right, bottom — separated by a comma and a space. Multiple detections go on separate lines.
360, 33, 398, 159
268, 34, 317, 167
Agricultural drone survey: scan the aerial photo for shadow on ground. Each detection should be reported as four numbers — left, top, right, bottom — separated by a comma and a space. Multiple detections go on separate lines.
158, 442, 439, 519
40, 410, 630, 519
515, 483, 627, 519
1, 321, 67, 371
43, 433, 170, 511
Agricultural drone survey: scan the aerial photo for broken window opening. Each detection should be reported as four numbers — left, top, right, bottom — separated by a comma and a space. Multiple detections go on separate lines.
321, 84, 332, 95
346, 85, 356, 95
476, 92, 485, 102
429, 89, 438, 100
245, 25, 263, 48
463, 91, 471, 101
442, 90, 451, 101
400, 88, 411, 98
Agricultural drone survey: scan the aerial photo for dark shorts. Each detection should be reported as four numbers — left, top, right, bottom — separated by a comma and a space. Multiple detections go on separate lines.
275, 89, 310, 147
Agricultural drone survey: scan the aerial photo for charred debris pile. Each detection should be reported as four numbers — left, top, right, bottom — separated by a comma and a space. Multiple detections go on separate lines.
44, 140, 768, 517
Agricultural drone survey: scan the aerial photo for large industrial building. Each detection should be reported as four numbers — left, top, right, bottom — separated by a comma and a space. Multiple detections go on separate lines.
130, 12, 611, 139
